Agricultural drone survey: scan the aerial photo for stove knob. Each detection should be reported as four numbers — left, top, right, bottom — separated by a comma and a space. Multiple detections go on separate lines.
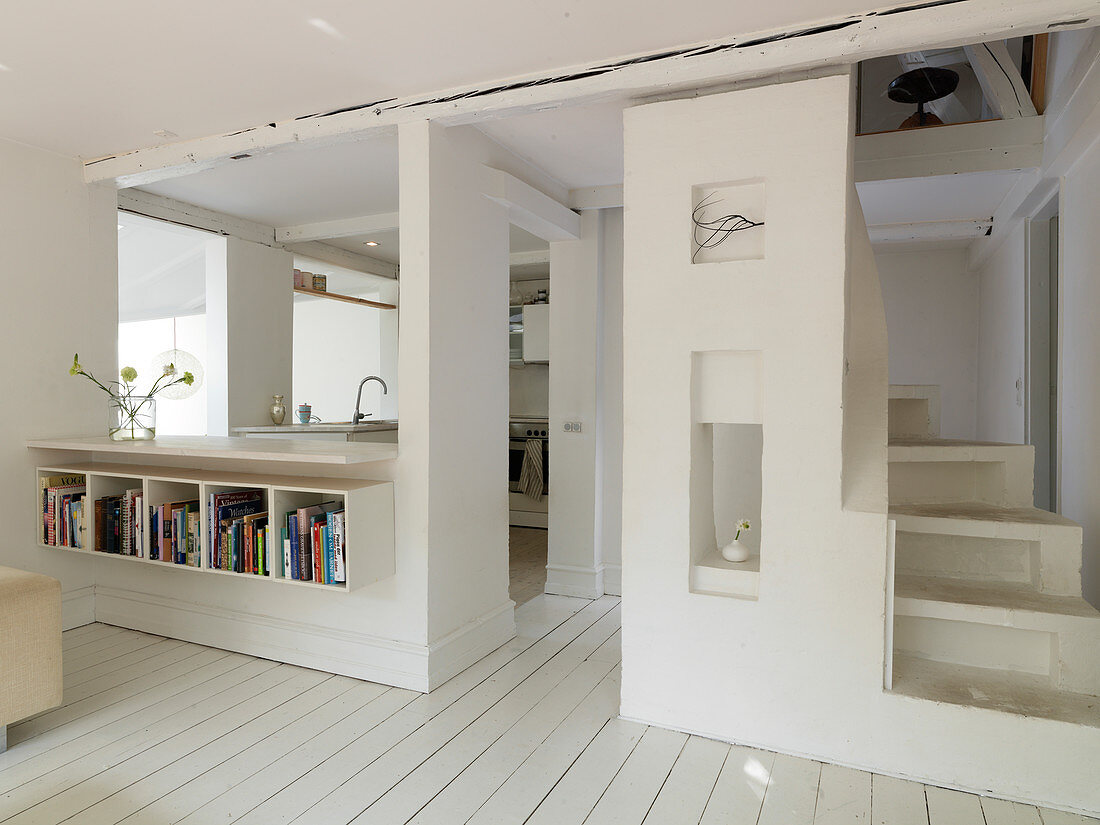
526, 429, 532, 436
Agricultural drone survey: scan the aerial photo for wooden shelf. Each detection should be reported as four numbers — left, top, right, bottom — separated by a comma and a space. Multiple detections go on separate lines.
294, 286, 396, 310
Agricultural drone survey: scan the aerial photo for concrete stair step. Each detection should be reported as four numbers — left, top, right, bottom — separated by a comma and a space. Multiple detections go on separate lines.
891, 503, 1082, 596
894, 576, 1100, 696
888, 440, 1035, 507
888, 385, 940, 439
895, 575, 1098, 621
891, 655, 1100, 727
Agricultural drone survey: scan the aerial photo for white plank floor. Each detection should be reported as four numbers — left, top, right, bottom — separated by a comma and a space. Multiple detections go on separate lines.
2, 595, 1097, 825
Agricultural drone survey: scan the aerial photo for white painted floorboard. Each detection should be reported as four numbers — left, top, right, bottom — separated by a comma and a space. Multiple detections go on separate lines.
1, 594, 1097, 825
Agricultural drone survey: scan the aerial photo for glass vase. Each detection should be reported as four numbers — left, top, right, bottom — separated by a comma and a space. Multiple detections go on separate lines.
108, 396, 156, 441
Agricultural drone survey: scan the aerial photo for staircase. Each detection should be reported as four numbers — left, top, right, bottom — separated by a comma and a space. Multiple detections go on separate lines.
887, 388, 1100, 725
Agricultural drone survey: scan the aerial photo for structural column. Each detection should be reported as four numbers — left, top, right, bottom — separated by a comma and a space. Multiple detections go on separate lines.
398, 121, 515, 681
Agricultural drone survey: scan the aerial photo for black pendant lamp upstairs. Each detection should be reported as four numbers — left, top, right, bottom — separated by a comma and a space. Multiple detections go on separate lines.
888, 66, 960, 129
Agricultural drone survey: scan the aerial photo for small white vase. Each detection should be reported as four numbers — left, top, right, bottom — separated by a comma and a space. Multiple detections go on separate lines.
720, 538, 750, 563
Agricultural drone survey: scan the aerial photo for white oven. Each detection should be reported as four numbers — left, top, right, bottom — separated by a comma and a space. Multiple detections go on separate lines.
509, 418, 549, 527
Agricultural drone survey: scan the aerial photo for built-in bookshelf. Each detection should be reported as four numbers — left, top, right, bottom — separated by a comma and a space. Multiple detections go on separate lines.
36, 462, 394, 592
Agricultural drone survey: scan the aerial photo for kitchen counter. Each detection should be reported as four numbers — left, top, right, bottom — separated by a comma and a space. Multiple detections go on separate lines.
232, 420, 398, 444
26, 435, 397, 465
233, 420, 397, 434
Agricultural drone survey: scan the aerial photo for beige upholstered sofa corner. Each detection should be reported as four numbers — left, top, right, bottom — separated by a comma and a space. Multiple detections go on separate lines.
0, 566, 63, 752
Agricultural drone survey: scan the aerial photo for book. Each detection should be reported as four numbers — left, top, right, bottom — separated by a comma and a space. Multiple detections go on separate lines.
287, 513, 299, 579
296, 502, 340, 581
282, 527, 291, 578
41, 474, 84, 545
43, 478, 85, 546
209, 490, 264, 568
242, 513, 268, 575
186, 511, 199, 567
332, 511, 346, 584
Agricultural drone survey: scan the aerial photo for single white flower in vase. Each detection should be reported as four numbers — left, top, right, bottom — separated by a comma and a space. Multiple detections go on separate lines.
721, 519, 752, 563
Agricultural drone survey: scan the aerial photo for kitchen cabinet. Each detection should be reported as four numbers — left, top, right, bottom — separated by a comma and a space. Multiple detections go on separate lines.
522, 304, 550, 363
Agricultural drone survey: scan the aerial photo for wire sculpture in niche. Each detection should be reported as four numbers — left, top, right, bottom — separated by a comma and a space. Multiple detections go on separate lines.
691, 193, 764, 263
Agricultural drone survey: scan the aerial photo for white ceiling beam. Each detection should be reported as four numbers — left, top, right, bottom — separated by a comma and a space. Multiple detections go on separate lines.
509, 249, 550, 266
568, 185, 624, 210
284, 241, 398, 279
120, 188, 398, 278
118, 188, 275, 245
275, 212, 400, 244
482, 167, 580, 242
896, 52, 972, 125
84, 1, 1096, 188
965, 41, 1039, 119
854, 115, 1044, 182
868, 219, 992, 245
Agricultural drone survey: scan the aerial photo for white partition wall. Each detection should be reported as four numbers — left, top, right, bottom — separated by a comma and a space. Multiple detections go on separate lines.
620, 71, 1100, 814
398, 121, 515, 659
0, 137, 117, 629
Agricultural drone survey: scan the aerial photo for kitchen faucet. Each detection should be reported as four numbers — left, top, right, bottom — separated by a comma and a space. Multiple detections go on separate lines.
352, 376, 388, 423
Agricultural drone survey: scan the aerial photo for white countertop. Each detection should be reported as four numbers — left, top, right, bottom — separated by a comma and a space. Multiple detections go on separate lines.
26, 435, 398, 465
232, 420, 398, 434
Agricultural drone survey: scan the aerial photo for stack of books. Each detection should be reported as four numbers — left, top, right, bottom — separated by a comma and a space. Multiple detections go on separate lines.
150, 500, 200, 566
210, 489, 271, 575
40, 474, 86, 548
282, 502, 347, 585
95, 488, 143, 556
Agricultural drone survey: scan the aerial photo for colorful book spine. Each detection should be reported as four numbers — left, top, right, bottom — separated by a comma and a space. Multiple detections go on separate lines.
333, 511, 346, 583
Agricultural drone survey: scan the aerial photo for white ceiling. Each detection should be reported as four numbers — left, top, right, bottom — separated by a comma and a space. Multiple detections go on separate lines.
478, 101, 628, 190
856, 169, 1022, 226
0, 1, 873, 160
141, 133, 400, 227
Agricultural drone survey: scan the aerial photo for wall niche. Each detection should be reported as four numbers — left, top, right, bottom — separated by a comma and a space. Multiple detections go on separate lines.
689, 350, 764, 599
690, 180, 766, 265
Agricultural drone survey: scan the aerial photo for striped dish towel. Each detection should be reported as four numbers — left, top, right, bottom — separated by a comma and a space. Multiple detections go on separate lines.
519, 439, 544, 500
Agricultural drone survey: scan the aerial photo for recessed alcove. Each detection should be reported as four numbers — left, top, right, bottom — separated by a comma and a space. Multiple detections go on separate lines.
690, 179, 766, 265
689, 350, 764, 599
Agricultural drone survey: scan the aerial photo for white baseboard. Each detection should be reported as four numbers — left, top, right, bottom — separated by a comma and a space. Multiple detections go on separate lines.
545, 563, 605, 599
61, 586, 95, 631
94, 585, 432, 691
92, 586, 516, 694
602, 564, 622, 596
426, 600, 517, 691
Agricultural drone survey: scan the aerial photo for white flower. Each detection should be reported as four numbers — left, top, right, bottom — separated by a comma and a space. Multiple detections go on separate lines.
737, 519, 751, 532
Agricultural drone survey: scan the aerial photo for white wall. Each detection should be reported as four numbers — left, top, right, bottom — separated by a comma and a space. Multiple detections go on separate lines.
976, 224, 1027, 444
206, 238, 293, 435
0, 137, 118, 630
399, 121, 515, 651
548, 211, 603, 598
875, 248, 978, 439
1061, 139, 1100, 606
293, 294, 383, 423
620, 71, 1100, 816
598, 208, 624, 594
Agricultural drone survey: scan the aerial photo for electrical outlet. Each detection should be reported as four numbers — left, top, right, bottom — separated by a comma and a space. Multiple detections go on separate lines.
563, 421, 583, 433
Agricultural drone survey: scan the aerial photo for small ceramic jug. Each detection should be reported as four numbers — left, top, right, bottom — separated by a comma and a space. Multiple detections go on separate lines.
269, 394, 286, 425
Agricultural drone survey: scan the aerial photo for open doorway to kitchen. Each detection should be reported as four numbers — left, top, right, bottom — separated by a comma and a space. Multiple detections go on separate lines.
508, 225, 550, 606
